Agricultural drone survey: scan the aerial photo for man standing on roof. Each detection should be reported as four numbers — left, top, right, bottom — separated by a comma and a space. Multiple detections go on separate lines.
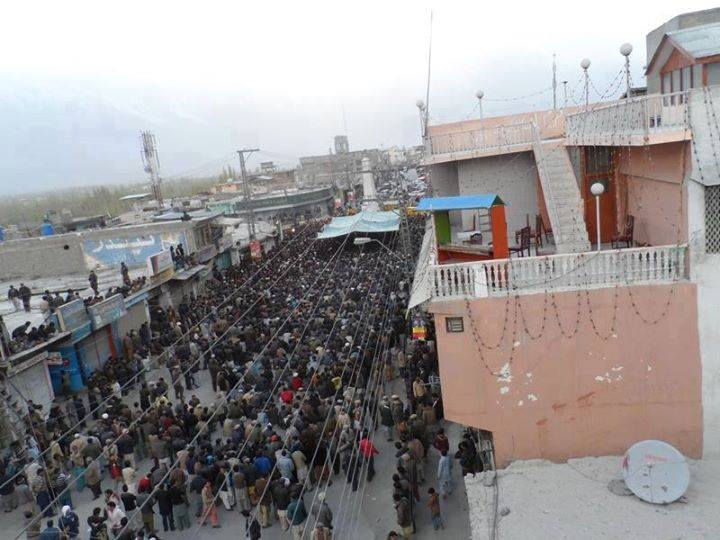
8, 285, 21, 312
19, 283, 31, 312
88, 271, 99, 295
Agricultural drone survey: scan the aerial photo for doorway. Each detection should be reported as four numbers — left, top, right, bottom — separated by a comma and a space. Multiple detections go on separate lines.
583, 147, 616, 244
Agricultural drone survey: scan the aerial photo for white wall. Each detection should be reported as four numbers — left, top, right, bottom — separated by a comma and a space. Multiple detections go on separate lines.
689, 87, 720, 187
688, 116, 720, 457
457, 152, 539, 242
693, 255, 720, 457
429, 162, 459, 196
8, 359, 54, 415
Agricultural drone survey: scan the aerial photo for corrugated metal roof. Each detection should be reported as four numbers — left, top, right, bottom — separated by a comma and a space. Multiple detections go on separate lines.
317, 211, 400, 239
416, 194, 505, 211
668, 22, 720, 58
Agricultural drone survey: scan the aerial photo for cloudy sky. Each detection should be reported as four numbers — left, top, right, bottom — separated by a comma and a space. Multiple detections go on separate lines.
1, 0, 716, 194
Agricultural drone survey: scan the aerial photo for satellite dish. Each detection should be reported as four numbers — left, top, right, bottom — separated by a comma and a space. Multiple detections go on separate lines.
622, 440, 689, 504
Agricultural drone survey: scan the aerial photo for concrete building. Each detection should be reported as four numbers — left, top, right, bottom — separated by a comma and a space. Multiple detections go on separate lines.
207, 186, 335, 224
211, 167, 297, 197
298, 136, 383, 188
411, 9, 720, 468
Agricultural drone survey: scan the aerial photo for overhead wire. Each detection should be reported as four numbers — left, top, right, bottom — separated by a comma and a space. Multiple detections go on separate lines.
0, 221, 320, 491
235, 233, 400, 538
186, 232, 374, 536
12, 226, 333, 539
110, 233, 353, 540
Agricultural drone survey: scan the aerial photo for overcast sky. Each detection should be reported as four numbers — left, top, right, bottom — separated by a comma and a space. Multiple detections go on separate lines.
1, 0, 717, 194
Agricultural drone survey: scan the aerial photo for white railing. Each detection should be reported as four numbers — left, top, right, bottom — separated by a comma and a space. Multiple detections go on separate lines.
428, 122, 534, 156
565, 91, 688, 145
429, 245, 687, 299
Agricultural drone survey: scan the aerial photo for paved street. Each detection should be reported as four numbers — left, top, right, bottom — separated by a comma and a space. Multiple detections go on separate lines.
2, 365, 471, 540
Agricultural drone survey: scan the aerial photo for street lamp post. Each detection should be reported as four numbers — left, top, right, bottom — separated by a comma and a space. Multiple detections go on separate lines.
620, 43, 633, 99
475, 89, 484, 119
590, 182, 605, 251
580, 58, 591, 107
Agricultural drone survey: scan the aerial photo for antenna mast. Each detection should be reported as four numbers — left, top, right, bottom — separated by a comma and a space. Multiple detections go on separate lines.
423, 10, 433, 135
140, 131, 163, 210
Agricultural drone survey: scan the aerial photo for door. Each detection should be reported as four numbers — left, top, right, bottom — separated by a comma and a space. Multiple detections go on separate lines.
583, 147, 616, 245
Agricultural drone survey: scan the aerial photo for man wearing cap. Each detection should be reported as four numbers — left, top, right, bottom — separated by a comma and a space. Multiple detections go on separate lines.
58, 506, 79, 539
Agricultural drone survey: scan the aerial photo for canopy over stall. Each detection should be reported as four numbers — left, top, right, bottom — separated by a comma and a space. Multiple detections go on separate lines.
317, 210, 400, 239
416, 194, 508, 262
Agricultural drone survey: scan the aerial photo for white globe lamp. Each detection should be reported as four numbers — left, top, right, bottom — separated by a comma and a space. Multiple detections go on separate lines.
591, 182, 605, 251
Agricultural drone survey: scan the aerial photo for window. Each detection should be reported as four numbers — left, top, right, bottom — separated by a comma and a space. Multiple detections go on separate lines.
662, 72, 672, 93
706, 185, 720, 253
707, 63, 720, 86
682, 67, 692, 90
672, 69, 681, 92
693, 65, 703, 88
446, 317, 464, 333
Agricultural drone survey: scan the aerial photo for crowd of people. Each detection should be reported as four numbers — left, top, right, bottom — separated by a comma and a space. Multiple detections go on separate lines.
0, 217, 471, 540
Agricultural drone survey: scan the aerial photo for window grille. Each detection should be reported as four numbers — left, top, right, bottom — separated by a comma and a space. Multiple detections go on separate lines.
706, 185, 720, 253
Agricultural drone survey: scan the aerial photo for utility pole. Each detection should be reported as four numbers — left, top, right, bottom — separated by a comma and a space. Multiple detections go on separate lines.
140, 131, 163, 211
552, 53, 557, 110
237, 148, 260, 240
562, 80, 568, 108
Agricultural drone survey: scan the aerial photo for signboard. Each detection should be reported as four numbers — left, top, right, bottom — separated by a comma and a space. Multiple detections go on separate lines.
88, 294, 127, 330
56, 299, 91, 332
250, 241, 262, 260
412, 325, 427, 340
83, 232, 188, 269
46, 352, 64, 366
147, 250, 174, 276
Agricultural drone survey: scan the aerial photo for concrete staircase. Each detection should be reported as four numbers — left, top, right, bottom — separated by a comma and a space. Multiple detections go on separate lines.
533, 139, 590, 253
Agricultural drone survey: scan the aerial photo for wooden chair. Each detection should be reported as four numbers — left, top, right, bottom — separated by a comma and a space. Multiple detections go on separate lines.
532, 215, 545, 248
612, 215, 635, 249
510, 226, 532, 257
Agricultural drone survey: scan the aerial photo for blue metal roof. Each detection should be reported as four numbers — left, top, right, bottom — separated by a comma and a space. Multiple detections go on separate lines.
416, 194, 505, 211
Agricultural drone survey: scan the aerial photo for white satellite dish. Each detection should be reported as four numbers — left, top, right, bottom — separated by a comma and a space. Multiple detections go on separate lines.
622, 440, 690, 504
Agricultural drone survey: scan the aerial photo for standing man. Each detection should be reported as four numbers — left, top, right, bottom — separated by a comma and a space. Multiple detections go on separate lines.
120, 263, 131, 286
19, 283, 32, 313
8, 285, 21, 312
437, 450, 454, 499
393, 493, 413, 539
286, 492, 308, 540
88, 271, 98, 295
359, 430, 379, 482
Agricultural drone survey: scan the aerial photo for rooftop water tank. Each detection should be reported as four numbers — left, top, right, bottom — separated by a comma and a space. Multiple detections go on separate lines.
40, 221, 55, 236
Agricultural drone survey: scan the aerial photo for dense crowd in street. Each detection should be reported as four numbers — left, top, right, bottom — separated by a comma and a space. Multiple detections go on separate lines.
0, 217, 471, 540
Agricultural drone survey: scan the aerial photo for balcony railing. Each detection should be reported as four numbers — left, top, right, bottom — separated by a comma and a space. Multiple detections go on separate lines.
427, 122, 534, 156
565, 91, 688, 146
429, 245, 687, 299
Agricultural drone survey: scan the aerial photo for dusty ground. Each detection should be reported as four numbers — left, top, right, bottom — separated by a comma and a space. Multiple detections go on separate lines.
466, 456, 720, 540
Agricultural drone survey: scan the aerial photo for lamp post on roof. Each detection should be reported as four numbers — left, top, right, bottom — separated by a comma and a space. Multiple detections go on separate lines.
590, 182, 605, 251
580, 58, 591, 106
620, 43, 633, 99
475, 90, 484, 119
416, 99, 426, 138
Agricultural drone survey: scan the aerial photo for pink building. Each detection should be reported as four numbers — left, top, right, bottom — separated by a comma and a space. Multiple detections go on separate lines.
411, 10, 720, 467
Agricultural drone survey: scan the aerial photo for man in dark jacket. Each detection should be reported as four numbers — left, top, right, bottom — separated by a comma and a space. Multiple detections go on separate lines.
154, 484, 174, 532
